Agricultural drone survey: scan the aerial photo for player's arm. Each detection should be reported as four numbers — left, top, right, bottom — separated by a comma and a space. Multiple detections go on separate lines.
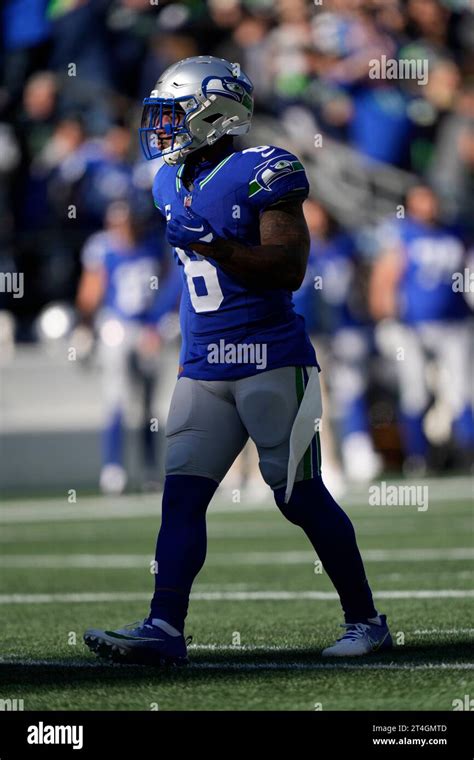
192, 199, 310, 291
76, 267, 105, 323
76, 236, 107, 323
368, 247, 403, 321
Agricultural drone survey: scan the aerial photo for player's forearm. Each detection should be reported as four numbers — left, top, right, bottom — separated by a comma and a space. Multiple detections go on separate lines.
369, 251, 402, 320
76, 271, 104, 321
192, 239, 306, 290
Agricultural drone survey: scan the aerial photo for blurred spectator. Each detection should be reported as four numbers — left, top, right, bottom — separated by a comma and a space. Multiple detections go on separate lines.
213, 10, 272, 105
48, 0, 112, 87
265, 0, 313, 111
406, 0, 451, 51
76, 199, 181, 494
1, 0, 52, 115
428, 84, 474, 225
370, 184, 473, 473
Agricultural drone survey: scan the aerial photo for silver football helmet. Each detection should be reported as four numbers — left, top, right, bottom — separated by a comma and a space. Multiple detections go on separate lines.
139, 56, 254, 165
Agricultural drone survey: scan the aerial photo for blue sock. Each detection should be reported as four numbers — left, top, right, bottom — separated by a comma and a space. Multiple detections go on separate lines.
274, 477, 377, 623
453, 407, 474, 449
400, 412, 428, 459
103, 409, 123, 466
149, 474, 218, 632
341, 395, 370, 439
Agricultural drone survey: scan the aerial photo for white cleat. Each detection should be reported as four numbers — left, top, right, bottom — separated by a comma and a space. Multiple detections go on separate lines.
342, 432, 383, 484
322, 615, 393, 657
100, 464, 127, 495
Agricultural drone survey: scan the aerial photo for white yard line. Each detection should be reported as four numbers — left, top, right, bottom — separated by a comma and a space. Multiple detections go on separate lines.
0, 547, 472, 568
0, 589, 472, 604
413, 629, 474, 635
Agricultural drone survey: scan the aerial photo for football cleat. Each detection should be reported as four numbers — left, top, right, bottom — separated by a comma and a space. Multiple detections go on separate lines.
342, 432, 382, 484
321, 614, 392, 657
99, 464, 127, 495
84, 618, 190, 666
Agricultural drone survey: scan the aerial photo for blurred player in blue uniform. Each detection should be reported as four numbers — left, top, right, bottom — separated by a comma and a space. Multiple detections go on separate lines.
294, 199, 382, 487
85, 56, 392, 662
370, 185, 473, 473
77, 199, 181, 494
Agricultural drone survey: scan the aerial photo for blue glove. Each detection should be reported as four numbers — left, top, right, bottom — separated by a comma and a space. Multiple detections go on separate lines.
166, 209, 217, 249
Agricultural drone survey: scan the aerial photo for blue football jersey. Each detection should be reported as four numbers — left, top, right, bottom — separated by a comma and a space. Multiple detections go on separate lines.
81, 230, 179, 324
385, 218, 469, 323
152, 144, 318, 380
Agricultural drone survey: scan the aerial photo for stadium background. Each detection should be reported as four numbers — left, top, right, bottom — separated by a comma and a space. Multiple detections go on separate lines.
1, 0, 473, 493
0, 0, 473, 714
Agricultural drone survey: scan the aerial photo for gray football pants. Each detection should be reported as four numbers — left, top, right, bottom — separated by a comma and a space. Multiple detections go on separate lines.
165, 366, 321, 490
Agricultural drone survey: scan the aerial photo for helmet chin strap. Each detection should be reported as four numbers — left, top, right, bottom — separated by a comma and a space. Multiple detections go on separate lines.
162, 135, 203, 166
205, 115, 238, 146
162, 153, 180, 166
162, 120, 237, 166
162, 143, 201, 166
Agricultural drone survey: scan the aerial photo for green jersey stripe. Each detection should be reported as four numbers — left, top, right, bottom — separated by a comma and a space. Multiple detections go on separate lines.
295, 367, 313, 481
199, 153, 235, 189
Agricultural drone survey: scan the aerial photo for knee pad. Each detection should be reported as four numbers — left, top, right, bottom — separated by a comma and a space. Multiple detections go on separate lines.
165, 434, 224, 482
166, 435, 196, 476
258, 456, 288, 492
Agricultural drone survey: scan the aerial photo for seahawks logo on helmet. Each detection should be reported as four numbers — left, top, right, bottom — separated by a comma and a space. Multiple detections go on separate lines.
249, 156, 304, 197
202, 76, 250, 104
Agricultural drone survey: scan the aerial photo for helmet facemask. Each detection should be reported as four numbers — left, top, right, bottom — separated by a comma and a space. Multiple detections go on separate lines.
140, 96, 200, 166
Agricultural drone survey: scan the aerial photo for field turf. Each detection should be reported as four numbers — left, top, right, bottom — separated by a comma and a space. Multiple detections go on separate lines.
1, 476, 472, 711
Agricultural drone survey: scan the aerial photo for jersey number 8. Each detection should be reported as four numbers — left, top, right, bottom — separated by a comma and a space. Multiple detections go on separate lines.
175, 247, 224, 313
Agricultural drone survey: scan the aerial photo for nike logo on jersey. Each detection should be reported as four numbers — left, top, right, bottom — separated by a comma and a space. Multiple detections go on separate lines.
183, 224, 204, 232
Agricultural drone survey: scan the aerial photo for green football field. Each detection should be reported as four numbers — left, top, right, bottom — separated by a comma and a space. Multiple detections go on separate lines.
1, 476, 472, 711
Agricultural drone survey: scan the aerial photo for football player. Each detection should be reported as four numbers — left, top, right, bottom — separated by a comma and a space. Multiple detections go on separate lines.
370, 184, 473, 473
84, 56, 392, 663
77, 199, 181, 493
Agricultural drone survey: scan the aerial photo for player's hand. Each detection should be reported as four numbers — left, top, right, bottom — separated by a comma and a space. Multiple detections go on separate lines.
166, 209, 216, 249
